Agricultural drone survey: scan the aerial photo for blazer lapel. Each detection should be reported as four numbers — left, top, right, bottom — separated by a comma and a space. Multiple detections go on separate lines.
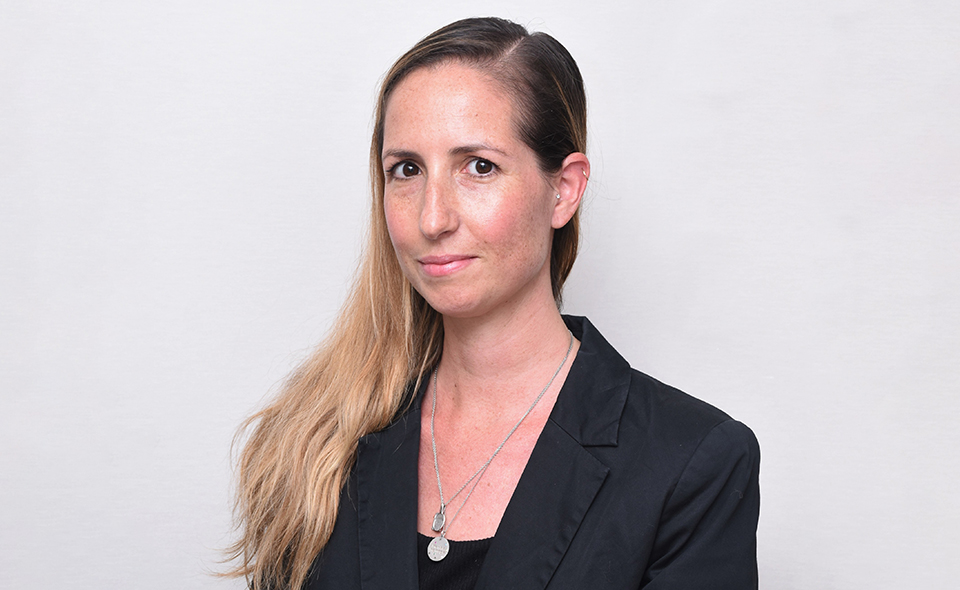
476, 316, 632, 590
475, 419, 609, 590
356, 397, 422, 590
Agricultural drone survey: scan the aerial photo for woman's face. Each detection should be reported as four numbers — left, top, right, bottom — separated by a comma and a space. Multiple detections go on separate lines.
382, 62, 562, 320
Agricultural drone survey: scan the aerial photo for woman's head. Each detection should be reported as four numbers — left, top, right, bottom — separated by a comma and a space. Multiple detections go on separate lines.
369, 17, 588, 305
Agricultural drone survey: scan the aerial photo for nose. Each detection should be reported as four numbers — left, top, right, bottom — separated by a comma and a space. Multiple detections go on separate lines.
419, 176, 459, 240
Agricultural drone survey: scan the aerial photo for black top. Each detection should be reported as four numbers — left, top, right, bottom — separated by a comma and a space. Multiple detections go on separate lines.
417, 533, 492, 590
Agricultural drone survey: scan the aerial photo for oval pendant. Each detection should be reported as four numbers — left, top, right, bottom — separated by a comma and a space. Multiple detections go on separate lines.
427, 535, 449, 562
431, 512, 445, 532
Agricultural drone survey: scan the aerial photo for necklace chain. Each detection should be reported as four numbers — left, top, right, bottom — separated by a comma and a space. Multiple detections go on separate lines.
426, 330, 574, 560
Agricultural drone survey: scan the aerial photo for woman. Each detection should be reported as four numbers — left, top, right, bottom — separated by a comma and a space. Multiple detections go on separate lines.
227, 17, 760, 590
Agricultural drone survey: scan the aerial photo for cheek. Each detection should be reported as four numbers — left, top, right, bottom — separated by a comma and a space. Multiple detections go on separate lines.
477, 195, 553, 261
383, 198, 412, 252
383, 201, 423, 287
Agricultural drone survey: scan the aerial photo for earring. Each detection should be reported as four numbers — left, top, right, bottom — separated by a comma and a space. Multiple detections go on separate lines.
555, 194, 561, 200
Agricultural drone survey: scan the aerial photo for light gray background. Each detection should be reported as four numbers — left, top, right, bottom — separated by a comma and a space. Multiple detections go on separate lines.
2, 1, 958, 589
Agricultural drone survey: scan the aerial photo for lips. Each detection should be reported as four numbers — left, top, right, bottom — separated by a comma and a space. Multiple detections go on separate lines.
418, 254, 475, 277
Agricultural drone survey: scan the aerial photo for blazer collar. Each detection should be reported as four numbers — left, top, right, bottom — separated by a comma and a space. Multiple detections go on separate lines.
354, 316, 632, 590
552, 315, 632, 447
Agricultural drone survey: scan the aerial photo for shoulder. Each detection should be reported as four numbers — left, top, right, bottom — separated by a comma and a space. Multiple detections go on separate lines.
605, 368, 760, 509
624, 368, 758, 461
561, 314, 757, 462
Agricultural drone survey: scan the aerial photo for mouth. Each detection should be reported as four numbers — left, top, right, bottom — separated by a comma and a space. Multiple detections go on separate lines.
417, 254, 476, 277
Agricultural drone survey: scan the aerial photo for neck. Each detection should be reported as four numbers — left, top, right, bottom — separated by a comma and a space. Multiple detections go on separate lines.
436, 299, 574, 416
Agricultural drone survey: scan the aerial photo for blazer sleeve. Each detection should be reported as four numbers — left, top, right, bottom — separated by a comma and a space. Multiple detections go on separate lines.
642, 419, 761, 590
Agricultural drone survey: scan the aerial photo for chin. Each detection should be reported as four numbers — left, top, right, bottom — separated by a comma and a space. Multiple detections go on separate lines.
416, 288, 489, 319
424, 298, 486, 319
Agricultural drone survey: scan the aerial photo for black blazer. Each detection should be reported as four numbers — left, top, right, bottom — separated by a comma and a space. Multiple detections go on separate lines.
306, 316, 760, 589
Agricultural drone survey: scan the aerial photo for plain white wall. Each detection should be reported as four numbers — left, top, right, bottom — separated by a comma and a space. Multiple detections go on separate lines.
2, 1, 958, 588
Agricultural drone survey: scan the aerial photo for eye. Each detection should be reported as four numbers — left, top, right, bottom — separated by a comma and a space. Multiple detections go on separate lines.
390, 161, 421, 179
466, 158, 496, 176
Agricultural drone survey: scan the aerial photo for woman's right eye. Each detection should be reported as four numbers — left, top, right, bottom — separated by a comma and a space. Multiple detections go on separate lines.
391, 161, 421, 179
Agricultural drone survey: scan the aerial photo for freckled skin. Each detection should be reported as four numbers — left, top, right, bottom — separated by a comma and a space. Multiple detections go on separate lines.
382, 63, 559, 320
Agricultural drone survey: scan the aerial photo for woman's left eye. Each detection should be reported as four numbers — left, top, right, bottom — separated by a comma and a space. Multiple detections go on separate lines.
466, 158, 496, 176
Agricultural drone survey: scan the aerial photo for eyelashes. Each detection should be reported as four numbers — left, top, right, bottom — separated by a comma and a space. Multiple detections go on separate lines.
385, 158, 498, 181
389, 161, 421, 179
465, 158, 495, 176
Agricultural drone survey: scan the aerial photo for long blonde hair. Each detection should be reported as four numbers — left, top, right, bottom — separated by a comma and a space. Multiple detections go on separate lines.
226, 17, 587, 590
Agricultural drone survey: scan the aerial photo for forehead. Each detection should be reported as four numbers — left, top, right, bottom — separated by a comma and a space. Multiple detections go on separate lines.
382, 62, 520, 150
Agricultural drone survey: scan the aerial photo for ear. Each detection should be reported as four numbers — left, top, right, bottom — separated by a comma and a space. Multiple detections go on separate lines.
551, 152, 590, 229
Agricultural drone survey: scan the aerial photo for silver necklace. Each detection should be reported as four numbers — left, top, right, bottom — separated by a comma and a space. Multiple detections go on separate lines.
426, 330, 575, 562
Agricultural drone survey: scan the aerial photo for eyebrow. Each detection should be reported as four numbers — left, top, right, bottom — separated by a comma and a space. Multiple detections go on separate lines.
381, 144, 509, 161
450, 144, 509, 157
381, 149, 419, 162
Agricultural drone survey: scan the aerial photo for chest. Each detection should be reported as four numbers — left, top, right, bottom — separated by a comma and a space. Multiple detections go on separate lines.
416, 403, 552, 540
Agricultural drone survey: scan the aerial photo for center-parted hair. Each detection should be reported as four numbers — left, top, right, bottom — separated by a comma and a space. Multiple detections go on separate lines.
226, 17, 588, 590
